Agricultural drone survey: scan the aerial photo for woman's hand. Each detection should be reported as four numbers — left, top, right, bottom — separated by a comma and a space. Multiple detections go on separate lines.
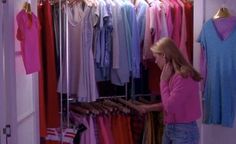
161, 63, 173, 81
137, 103, 163, 114
137, 104, 149, 114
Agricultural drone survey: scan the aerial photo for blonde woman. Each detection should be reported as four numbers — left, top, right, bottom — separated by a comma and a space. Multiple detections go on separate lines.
138, 37, 202, 144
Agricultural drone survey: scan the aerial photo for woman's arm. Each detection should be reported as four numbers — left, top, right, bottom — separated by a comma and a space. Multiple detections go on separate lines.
138, 103, 163, 114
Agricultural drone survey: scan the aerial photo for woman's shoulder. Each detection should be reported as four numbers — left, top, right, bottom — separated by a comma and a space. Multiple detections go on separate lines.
172, 72, 197, 84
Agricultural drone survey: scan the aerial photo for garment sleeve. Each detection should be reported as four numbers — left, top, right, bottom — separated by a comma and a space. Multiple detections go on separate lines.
16, 13, 24, 41
200, 47, 206, 94
143, 7, 153, 60
197, 25, 207, 93
160, 76, 190, 114
131, 6, 140, 78
197, 26, 207, 49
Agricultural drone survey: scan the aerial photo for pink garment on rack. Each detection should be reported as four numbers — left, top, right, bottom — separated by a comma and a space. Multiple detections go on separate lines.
103, 116, 115, 144
16, 10, 41, 74
143, 5, 154, 60
164, 1, 174, 37
177, 0, 188, 60
97, 116, 114, 144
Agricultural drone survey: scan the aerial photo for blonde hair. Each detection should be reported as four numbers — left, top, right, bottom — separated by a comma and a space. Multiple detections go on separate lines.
151, 37, 202, 81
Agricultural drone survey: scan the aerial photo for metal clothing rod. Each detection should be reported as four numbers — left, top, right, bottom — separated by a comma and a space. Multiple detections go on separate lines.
59, 0, 63, 144
133, 94, 152, 97
98, 95, 126, 99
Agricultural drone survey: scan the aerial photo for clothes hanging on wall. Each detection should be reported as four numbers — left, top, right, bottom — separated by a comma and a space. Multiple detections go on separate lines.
198, 16, 236, 127
16, 9, 41, 74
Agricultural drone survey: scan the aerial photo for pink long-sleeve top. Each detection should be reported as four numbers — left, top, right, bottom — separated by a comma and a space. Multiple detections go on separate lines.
160, 73, 201, 124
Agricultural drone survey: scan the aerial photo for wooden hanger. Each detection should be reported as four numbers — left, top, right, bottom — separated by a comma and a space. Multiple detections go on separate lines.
117, 98, 140, 112
92, 102, 109, 114
213, 6, 231, 19
70, 105, 90, 115
138, 97, 151, 104
23, 1, 32, 14
96, 101, 114, 113
102, 100, 118, 111
129, 99, 145, 105
79, 102, 100, 115
104, 99, 130, 114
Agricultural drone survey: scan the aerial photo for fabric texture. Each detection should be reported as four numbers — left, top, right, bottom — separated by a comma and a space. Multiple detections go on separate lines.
160, 73, 201, 124
38, 0, 60, 130
16, 10, 41, 74
198, 18, 236, 127
162, 121, 199, 144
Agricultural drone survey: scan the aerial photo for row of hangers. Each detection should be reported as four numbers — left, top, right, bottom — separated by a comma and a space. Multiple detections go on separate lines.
70, 97, 152, 115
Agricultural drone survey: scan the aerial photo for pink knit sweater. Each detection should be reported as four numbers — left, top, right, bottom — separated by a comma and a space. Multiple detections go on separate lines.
160, 73, 201, 124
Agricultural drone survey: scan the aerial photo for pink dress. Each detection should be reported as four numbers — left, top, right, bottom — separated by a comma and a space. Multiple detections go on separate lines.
16, 10, 40, 74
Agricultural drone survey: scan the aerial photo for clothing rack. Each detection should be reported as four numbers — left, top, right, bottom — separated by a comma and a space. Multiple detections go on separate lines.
55, 0, 158, 143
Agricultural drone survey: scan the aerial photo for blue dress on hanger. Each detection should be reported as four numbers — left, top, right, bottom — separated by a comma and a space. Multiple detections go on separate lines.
198, 19, 236, 127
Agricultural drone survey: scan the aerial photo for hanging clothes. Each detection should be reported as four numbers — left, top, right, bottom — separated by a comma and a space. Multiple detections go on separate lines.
198, 17, 236, 127
94, 0, 113, 81
37, 9, 47, 138
184, 1, 193, 64
38, 0, 60, 130
16, 10, 41, 74
110, 0, 130, 86
58, 2, 99, 102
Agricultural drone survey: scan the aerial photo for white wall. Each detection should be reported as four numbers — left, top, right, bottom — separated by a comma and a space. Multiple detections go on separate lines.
13, 0, 39, 144
194, 0, 236, 144
0, 2, 7, 144
2, 0, 39, 144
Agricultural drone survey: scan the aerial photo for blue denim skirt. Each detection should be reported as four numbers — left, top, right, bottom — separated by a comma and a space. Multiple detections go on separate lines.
162, 121, 199, 144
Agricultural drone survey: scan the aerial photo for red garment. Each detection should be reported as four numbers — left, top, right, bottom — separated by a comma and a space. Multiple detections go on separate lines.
38, 0, 60, 131
124, 116, 134, 144
131, 110, 145, 144
146, 60, 161, 95
184, 2, 193, 64
111, 115, 125, 144
38, 7, 47, 137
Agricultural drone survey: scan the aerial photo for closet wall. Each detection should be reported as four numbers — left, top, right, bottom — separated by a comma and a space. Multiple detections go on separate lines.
14, 0, 40, 143
194, 0, 236, 144
0, 0, 40, 144
0, 2, 6, 144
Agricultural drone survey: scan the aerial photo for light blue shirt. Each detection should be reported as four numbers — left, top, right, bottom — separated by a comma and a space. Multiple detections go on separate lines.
198, 19, 236, 127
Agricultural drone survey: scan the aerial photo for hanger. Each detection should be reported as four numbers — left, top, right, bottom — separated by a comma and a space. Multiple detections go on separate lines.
101, 102, 114, 112
23, 1, 32, 14
104, 99, 130, 114
79, 102, 100, 115
91, 102, 109, 114
117, 98, 140, 112
213, 4, 231, 19
129, 99, 144, 105
70, 104, 90, 115
145, 0, 153, 6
